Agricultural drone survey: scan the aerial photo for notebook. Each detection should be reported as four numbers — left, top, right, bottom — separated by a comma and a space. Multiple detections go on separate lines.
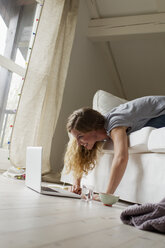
25, 146, 81, 199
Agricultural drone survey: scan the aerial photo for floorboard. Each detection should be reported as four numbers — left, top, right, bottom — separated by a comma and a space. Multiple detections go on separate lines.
0, 174, 164, 248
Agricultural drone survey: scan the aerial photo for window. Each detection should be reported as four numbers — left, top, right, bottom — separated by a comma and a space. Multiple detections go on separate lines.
0, 0, 43, 149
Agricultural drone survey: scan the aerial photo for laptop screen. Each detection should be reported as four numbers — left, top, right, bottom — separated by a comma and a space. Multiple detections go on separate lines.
26, 146, 43, 193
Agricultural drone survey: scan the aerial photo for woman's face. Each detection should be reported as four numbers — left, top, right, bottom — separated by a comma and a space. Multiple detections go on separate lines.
71, 129, 97, 150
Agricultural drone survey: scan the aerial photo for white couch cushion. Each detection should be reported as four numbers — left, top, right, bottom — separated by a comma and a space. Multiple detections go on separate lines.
101, 126, 155, 154
148, 127, 165, 152
129, 126, 156, 153
93, 90, 127, 115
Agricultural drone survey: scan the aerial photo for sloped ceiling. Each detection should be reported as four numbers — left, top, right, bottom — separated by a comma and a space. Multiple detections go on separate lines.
96, 0, 165, 17
87, 0, 165, 100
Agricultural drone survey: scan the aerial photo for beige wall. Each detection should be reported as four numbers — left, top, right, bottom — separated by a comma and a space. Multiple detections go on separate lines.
89, 0, 165, 100
50, 0, 119, 173
110, 35, 165, 100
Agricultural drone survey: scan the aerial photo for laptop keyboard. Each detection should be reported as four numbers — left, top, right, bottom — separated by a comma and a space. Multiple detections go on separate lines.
41, 186, 58, 192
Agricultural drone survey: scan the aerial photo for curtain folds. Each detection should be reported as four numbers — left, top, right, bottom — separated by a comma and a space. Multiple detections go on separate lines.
10, 0, 79, 173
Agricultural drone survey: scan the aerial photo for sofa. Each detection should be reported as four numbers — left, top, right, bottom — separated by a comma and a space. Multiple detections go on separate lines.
61, 90, 165, 204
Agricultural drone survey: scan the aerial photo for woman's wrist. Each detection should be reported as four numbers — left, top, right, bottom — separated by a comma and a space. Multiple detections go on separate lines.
74, 177, 81, 186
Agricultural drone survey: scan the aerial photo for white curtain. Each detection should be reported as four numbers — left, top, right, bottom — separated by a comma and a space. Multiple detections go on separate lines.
9, 0, 79, 173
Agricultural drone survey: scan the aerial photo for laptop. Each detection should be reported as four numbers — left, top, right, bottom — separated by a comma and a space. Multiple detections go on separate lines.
26, 146, 81, 199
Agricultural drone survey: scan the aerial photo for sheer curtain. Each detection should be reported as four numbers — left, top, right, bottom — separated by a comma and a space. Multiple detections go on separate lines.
9, 0, 79, 173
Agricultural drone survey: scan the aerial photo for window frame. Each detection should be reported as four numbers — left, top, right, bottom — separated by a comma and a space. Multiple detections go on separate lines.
0, 0, 43, 149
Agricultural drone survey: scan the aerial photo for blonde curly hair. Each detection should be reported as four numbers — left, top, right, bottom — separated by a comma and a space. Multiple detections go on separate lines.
64, 108, 105, 179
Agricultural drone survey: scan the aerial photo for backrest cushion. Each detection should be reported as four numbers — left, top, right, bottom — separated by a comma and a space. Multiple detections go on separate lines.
93, 90, 127, 115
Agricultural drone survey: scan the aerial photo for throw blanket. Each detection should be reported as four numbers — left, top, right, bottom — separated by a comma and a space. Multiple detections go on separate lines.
120, 198, 165, 233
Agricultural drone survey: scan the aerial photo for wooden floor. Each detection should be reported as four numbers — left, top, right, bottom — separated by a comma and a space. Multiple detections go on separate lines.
0, 174, 164, 248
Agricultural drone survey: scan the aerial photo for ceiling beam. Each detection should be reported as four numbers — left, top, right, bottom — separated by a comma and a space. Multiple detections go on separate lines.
88, 13, 165, 41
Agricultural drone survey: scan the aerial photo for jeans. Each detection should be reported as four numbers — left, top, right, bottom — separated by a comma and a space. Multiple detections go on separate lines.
144, 114, 165, 128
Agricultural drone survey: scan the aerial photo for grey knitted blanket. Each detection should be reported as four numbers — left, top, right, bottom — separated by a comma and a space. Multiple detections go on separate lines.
120, 198, 165, 233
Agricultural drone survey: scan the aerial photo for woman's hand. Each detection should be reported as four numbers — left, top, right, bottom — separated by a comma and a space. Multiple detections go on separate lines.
71, 184, 82, 195
70, 177, 82, 195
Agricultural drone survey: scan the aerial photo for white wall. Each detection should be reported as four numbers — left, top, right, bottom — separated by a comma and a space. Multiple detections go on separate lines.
50, 0, 119, 174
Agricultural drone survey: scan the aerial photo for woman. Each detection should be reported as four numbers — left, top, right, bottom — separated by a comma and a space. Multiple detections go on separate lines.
64, 95, 165, 195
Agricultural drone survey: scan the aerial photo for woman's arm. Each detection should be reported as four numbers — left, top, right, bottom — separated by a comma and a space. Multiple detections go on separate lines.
106, 126, 128, 194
